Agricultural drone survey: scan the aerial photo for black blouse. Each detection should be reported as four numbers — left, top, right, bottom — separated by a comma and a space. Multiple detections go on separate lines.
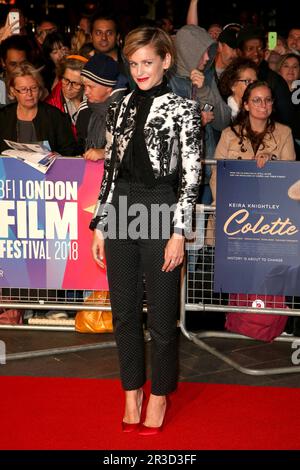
118, 78, 170, 186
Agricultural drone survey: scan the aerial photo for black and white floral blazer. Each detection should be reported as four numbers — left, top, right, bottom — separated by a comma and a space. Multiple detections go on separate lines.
90, 91, 203, 235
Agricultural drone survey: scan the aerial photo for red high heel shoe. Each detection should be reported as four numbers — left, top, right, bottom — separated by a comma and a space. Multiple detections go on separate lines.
122, 390, 146, 433
138, 397, 170, 436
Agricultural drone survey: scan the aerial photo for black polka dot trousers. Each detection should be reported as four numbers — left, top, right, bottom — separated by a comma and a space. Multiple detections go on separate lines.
105, 180, 180, 396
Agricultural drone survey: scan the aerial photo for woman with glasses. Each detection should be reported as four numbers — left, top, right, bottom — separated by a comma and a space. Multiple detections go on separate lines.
210, 80, 296, 339
219, 57, 258, 119
46, 55, 87, 138
0, 62, 77, 155
277, 53, 300, 92
211, 80, 295, 197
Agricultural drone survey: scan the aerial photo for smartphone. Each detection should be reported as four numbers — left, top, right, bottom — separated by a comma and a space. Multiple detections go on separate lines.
8, 11, 20, 35
268, 31, 277, 50
201, 103, 214, 112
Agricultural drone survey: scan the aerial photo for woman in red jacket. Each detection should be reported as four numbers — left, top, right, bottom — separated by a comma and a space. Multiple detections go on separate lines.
46, 55, 87, 138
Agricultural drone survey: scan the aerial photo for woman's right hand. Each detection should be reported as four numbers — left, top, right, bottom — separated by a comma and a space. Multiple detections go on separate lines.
91, 229, 106, 269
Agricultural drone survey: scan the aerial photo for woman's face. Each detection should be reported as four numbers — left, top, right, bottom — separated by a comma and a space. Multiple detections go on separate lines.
279, 57, 300, 88
231, 67, 257, 103
128, 44, 171, 90
61, 68, 83, 100
50, 42, 69, 65
11, 75, 40, 109
244, 85, 273, 121
208, 25, 222, 41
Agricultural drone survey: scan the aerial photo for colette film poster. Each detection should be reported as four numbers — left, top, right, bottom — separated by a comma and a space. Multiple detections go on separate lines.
214, 160, 300, 296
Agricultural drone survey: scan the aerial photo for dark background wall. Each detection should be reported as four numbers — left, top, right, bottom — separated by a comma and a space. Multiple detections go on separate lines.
0, 0, 297, 36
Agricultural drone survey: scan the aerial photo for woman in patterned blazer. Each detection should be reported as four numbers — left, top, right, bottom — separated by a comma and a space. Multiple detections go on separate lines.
90, 26, 202, 435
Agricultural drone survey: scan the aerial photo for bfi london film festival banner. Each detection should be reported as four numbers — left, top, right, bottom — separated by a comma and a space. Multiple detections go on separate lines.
0, 157, 108, 290
214, 160, 300, 296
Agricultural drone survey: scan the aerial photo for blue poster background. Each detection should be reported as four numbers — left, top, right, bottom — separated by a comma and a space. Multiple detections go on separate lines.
214, 160, 300, 296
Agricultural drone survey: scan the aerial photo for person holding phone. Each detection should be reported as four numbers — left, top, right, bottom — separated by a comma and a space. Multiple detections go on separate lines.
0, 11, 20, 42
236, 26, 295, 131
8, 10, 20, 35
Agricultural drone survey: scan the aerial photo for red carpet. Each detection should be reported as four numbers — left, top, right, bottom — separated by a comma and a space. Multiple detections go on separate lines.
1, 376, 300, 450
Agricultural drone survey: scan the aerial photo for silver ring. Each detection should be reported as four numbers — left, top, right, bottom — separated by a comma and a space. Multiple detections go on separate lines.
170, 259, 175, 263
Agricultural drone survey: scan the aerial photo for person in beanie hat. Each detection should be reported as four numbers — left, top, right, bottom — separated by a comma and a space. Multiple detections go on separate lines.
76, 53, 127, 159
81, 52, 119, 88
214, 27, 238, 75
218, 28, 238, 50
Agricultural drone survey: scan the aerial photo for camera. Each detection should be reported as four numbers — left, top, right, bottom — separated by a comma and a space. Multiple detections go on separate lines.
201, 103, 214, 112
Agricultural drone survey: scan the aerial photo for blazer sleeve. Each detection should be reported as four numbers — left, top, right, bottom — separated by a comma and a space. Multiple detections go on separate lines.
173, 99, 202, 237
89, 99, 122, 231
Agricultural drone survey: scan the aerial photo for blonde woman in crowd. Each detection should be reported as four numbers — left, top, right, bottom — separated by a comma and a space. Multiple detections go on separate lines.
0, 62, 77, 155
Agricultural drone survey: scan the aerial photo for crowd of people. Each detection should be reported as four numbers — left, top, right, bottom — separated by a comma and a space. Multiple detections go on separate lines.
1, 0, 300, 434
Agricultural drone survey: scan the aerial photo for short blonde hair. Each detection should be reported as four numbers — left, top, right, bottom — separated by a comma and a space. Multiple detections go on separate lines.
7, 62, 47, 100
123, 26, 175, 69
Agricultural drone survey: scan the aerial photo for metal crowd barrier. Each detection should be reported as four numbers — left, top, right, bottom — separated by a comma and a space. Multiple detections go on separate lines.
2, 160, 300, 374
180, 202, 300, 376
0, 289, 117, 360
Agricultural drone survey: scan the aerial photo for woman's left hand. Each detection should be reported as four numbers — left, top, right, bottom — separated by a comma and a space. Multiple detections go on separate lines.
83, 148, 105, 161
255, 153, 271, 168
162, 233, 185, 272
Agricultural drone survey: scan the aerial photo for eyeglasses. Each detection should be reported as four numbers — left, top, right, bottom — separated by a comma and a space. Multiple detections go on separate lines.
62, 77, 83, 90
236, 79, 255, 85
14, 86, 40, 94
250, 97, 274, 107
